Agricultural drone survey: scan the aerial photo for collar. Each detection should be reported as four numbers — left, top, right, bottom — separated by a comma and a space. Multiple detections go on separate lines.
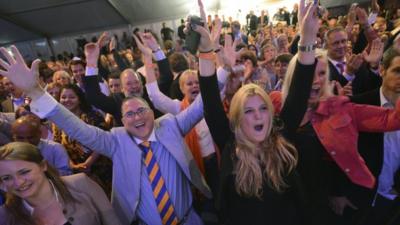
380, 87, 393, 108
37, 139, 44, 152
314, 96, 348, 116
133, 129, 157, 145
10, 95, 24, 102
328, 57, 345, 66
22, 179, 60, 215
314, 100, 330, 116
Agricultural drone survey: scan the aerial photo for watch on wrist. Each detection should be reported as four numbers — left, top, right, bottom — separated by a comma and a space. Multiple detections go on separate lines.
298, 42, 317, 52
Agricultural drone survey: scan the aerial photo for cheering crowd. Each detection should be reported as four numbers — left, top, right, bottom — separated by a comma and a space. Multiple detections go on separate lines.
0, 0, 400, 224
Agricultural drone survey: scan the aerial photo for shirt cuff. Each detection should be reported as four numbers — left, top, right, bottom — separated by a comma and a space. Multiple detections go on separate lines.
30, 92, 58, 119
343, 72, 355, 81
217, 67, 230, 87
370, 68, 380, 76
153, 50, 166, 61
85, 67, 99, 76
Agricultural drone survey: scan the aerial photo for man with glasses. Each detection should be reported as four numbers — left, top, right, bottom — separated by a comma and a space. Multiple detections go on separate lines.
0, 46, 211, 225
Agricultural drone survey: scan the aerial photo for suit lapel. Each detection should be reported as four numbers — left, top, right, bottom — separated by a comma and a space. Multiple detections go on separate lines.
328, 61, 348, 86
155, 126, 191, 179
155, 123, 212, 198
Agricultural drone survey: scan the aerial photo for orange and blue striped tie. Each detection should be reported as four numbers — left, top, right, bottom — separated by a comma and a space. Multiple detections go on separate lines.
139, 141, 179, 225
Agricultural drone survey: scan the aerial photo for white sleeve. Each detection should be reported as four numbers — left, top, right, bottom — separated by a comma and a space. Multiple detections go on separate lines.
30, 92, 58, 118
99, 81, 110, 96
216, 67, 230, 87
145, 82, 181, 115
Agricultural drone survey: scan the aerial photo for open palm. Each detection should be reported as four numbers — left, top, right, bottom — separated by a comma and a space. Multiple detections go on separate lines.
0, 46, 41, 94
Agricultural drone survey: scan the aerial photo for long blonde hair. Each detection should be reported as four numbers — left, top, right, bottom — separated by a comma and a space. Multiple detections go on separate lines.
229, 84, 297, 198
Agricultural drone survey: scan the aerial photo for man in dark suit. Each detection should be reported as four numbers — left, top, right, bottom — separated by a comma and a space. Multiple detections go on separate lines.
83, 34, 172, 126
340, 48, 400, 225
1, 77, 25, 112
325, 27, 382, 95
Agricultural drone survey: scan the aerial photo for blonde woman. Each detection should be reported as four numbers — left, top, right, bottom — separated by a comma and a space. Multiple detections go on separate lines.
0, 142, 121, 225
52, 70, 71, 86
196, 0, 319, 224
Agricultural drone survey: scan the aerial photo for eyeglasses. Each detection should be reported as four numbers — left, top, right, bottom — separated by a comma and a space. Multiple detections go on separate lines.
123, 107, 150, 118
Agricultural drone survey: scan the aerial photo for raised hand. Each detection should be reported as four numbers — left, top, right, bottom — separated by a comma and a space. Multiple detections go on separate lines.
0, 46, 43, 99
363, 38, 384, 66
109, 36, 117, 52
345, 54, 364, 75
371, 0, 380, 13
132, 32, 152, 58
85, 42, 100, 67
211, 17, 222, 49
222, 34, 241, 68
298, 0, 319, 64
141, 32, 161, 52
198, 0, 209, 32
298, 0, 319, 42
191, 24, 213, 53
97, 32, 110, 49
355, 7, 368, 26
347, 4, 357, 26
243, 61, 254, 84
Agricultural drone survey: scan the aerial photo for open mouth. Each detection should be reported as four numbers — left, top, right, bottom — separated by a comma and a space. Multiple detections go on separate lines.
254, 124, 264, 132
135, 122, 145, 129
191, 90, 199, 96
310, 86, 320, 96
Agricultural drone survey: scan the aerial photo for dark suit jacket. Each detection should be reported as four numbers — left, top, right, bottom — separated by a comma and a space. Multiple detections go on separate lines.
328, 61, 382, 95
83, 58, 173, 126
0, 98, 13, 113
344, 89, 384, 209
349, 89, 400, 205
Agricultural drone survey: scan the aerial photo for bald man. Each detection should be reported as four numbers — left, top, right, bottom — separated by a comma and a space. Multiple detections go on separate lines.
11, 114, 72, 175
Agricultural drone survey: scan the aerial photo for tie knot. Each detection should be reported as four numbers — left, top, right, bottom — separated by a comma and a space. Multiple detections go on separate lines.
337, 62, 345, 67
140, 141, 150, 148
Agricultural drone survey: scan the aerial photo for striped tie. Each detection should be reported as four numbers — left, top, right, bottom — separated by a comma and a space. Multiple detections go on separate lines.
139, 141, 179, 225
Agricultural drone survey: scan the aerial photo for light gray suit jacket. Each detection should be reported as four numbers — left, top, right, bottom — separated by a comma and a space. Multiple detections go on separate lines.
45, 95, 211, 225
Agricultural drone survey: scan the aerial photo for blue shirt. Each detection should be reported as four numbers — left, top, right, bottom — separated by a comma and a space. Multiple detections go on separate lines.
38, 139, 72, 176
134, 131, 201, 225
377, 88, 400, 200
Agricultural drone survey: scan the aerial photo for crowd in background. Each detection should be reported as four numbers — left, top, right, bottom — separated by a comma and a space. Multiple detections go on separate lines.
0, 0, 400, 224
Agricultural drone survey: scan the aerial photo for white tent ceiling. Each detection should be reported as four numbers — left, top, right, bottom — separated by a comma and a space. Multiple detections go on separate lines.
0, 0, 368, 46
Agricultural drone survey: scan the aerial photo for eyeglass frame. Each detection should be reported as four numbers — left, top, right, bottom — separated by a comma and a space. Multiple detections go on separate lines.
122, 107, 151, 118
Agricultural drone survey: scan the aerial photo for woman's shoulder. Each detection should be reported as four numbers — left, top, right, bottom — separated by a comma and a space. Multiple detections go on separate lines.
322, 96, 352, 109
62, 173, 92, 190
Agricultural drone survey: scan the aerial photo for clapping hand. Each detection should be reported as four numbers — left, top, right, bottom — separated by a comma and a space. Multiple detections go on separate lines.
363, 38, 384, 67
332, 81, 353, 97
345, 53, 364, 75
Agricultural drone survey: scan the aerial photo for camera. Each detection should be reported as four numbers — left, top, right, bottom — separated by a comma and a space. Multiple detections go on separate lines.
185, 15, 205, 55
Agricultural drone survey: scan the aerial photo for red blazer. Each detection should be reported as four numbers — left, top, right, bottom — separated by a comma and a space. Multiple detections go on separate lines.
271, 93, 400, 189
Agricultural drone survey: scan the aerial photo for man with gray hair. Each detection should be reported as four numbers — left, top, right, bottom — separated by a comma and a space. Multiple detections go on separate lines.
83, 35, 168, 126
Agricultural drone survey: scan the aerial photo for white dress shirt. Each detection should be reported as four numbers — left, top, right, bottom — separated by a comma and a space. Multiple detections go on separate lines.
377, 88, 400, 200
